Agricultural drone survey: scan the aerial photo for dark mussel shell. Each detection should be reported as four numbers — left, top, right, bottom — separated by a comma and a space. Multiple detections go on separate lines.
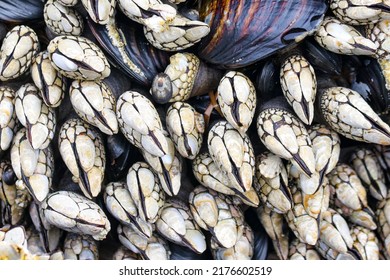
2, 164, 18, 186
169, 243, 212, 260
197, 0, 327, 69
189, 95, 222, 117
254, 59, 283, 102
105, 133, 142, 182
101, 67, 132, 100
301, 38, 343, 76
252, 229, 269, 260
0, 23, 7, 42
0, 0, 44, 23
88, 15, 169, 87
56, 170, 85, 194
345, 56, 390, 118
245, 208, 269, 260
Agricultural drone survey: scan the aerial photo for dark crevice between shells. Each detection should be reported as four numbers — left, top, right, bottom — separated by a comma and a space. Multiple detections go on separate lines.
71, 141, 93, 199
135, 167, 148, 221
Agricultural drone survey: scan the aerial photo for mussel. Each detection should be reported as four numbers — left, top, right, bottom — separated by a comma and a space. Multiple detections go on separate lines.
88, 15, 169, 86
197, 0, 327, 68
0, 0, 44, 23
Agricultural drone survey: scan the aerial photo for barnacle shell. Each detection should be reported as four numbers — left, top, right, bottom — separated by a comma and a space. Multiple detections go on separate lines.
41, 191, 110, 241
0, 25, 39, 81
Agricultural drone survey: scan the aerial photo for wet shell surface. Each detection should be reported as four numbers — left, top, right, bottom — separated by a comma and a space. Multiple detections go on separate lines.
58, 118, 106, 199
198, 0, 327, 68
41, 191, 111, 241
0, 25, 39, 81
47, 35, 110, 80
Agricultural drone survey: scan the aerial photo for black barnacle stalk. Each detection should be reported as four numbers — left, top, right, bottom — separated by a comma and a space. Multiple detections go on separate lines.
101, 67, 132, 100
57, 170, 86, 194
